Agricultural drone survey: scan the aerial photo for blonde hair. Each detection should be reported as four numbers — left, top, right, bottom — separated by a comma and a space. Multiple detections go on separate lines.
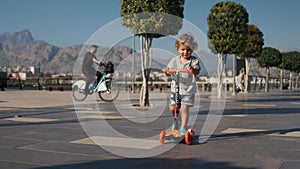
174, 33, 198, 50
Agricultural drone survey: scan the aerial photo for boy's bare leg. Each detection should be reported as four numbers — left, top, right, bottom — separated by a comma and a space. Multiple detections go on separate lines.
169, 106, 181, 122
169, 106, 175, 116
180, 104, 189, 129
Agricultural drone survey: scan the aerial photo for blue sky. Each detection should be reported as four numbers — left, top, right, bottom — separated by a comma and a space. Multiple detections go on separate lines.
0, 0, 299, 50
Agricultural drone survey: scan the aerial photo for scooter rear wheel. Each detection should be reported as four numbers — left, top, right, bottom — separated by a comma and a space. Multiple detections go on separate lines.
185, 131, 192, 145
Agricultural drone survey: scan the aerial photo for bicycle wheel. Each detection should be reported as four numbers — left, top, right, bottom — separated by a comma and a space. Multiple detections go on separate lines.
98, 79, 119, 102
72, 86, 88, 101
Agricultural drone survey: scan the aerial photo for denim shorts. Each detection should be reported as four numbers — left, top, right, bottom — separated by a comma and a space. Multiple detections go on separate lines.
169, 92, 195, 107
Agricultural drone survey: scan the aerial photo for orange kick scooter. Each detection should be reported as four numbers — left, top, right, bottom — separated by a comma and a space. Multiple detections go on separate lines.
160, 68, 195, 145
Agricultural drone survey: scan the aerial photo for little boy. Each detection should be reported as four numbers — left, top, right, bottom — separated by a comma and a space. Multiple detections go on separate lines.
163, 33, 200, 135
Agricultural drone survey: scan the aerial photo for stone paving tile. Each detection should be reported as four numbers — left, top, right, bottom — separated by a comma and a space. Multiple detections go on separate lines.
5, 117, 58, 123
71, 136, 160, 150
0, 146, 108, 167
18, 140, 107, 157
0, 160, 42, 169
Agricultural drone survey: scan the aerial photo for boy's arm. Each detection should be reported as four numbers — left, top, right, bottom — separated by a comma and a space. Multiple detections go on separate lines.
163, 67, 192, 74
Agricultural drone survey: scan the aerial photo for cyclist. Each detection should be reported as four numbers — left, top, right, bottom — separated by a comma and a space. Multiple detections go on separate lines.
81, 45, 102, 94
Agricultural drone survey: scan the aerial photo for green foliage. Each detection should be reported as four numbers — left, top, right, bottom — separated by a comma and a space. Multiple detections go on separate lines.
239, 24, 264, 59
121, 0, 184, 38
282, 51, 300, 73
257, 47, 282, 68
280, 52, 294, 70
207, 1, 249, 54
292, 52, 300, 73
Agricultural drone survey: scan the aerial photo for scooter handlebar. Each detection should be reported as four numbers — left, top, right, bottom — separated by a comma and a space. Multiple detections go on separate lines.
162, 68, 192, 74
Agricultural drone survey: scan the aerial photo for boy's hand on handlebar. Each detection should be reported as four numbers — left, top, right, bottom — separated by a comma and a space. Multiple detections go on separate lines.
162, 68, 170, 75
162, 68, 168, 73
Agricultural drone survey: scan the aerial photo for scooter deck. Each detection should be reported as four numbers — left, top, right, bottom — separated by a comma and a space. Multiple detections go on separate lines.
165, 129, 182, 137
160, 128, 195, 145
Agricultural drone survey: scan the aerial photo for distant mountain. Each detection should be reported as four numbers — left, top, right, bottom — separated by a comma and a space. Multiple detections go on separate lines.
278, 47, 300, 53
45, 45, 82, 74
0, 29, 35, 44
0, 30, 165, 74
0, 29, 61, 70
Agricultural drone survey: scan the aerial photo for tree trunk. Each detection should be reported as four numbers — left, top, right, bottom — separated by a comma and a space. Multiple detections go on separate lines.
289, 72, 293, 90
217, 53, 226, 98
296, 73, 299, 89
140, 69, 150, 106
244, 57, 250, 93
139, 35, 152, 107
131, 35, 135, 93
232, 54, 237, 95
265, 67, 269, 92
280, 69, 284, 91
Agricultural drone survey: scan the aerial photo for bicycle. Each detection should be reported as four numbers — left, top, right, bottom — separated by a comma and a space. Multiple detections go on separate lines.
72, 72, 119, 102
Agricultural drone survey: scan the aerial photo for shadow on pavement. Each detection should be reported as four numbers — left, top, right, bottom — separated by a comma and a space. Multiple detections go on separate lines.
0, 105, 75, 119
236, 97, 300, 103
211, 127, 300, 141
33, 157, 257, 169
198, 107, 300, 117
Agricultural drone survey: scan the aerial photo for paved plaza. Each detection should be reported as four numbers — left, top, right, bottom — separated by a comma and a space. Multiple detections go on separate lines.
0, 89, 300, 169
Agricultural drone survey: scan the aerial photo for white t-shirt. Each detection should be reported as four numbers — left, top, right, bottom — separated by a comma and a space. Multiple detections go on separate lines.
167, 55, 200, 95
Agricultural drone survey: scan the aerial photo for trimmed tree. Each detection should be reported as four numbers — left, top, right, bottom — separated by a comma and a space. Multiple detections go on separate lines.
121, 0, 184, 106
207, 1, 248, 97
288, 51, 300, 89
238, 24, 264, 92
280, 52, 293, 90
293, 52, 300, 89
256, 47, 282, 92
